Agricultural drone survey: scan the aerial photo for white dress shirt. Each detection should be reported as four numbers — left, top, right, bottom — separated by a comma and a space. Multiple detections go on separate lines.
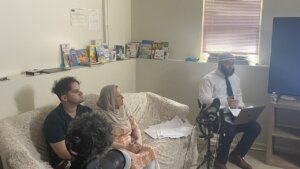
199, 69, 245, 108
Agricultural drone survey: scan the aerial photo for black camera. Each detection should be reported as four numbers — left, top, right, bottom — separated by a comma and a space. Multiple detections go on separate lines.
197, 98, 221, 135
66, 113, 127, 169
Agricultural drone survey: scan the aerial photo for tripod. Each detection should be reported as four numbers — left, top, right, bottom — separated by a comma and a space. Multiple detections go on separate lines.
197, 120, 215, 169
197, 109, 224, 169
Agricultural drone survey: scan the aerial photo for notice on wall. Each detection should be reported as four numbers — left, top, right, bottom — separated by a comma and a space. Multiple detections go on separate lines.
70, 8, 88, 26
70, 8, 99, 30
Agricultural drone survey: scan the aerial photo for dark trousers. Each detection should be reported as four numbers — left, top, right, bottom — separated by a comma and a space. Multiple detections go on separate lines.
216, 121, 261, 164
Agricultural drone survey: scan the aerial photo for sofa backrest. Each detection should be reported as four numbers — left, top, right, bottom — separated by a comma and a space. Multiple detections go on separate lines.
84, 92, 189, 130
84, 92, 157, 130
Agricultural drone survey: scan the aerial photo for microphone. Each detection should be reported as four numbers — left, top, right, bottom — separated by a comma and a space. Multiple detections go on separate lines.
204, 98, 220, 115
196, 98, 221, 125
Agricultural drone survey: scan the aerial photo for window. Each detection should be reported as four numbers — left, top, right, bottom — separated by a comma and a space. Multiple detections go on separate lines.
201, 0, 262, 65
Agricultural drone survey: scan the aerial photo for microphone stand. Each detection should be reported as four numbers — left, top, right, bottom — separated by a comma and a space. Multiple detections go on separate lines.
197, 123, 214, 169
197, 119, 214, 169
196, 100, 214, 169
196, 101, 224, 169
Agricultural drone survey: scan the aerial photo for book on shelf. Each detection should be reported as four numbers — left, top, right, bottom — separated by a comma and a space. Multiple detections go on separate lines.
125, 42, 140, 58
0, 76, 9, 81
152, 49, 165, 60
138, 40, 153, 59
111, 50, 117, 62
69, 49, 80, 67
87, 45, 99, 64
151, 42, 163, 59
96, 43, 110, 63
115, 45, 125, 60
25, 69, 42, 76
76, 49, 90, 65
40, 67, 70, 74
60, 44, 71, 68
161, 42, 169, 59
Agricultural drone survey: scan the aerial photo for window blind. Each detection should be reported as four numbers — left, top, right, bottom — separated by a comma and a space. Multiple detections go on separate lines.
202, 0, 262, 55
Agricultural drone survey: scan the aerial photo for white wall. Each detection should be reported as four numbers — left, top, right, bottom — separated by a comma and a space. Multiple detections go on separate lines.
0, 0, 104, 77
132, 0, 300, 65
0, 60, 136, 120
131, 0, 202, 61
136, 59, 269, 147
107, 0, 132, 47
0, 0, 132, 77
0, 0, 133, 120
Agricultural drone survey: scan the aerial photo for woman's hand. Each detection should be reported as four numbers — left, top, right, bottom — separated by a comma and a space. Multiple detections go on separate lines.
128, 142, 142, 153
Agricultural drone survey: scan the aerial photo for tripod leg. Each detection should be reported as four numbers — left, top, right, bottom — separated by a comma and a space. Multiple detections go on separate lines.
197, 154, 207, 169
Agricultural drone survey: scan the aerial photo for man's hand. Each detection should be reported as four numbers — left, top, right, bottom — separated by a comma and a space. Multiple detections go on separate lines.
227, 96, 239, 109
50, 140, 71, 160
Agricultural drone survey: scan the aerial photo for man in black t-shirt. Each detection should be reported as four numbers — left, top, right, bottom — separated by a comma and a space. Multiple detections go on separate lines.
43, 76, 92, 168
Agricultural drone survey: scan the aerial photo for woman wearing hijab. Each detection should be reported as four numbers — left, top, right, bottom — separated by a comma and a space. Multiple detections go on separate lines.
96, 85, 160, 169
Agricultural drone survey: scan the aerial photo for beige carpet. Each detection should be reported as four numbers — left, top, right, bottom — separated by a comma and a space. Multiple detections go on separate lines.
196, 143, 282, 169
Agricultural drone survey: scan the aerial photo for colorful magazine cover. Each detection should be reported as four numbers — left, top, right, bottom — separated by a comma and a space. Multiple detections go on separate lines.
76, 49, 89, 65
70, 48, 80, 66
87, 45, 98, 64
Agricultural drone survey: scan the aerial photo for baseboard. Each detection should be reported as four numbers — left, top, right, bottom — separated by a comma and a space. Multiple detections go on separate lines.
198, 136, 267, 152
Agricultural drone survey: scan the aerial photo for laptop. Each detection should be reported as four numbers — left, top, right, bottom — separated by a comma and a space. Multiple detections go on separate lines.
224, 106, 264, 125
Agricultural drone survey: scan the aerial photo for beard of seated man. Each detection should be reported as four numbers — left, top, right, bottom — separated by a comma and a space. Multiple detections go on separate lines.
66, 113, 115, 169
219, 62, 235, 77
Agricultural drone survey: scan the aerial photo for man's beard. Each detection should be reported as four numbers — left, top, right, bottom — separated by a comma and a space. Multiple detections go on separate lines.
220, 64, 234, 77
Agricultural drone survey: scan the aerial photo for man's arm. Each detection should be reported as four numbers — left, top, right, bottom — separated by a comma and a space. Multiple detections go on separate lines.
233, 77, 245, 108
199, 78, 214, 105
199, 78, 228, 107
50, 140, 71, 160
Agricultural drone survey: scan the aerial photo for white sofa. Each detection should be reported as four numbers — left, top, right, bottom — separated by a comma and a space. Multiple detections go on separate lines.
0, 92, 199, 169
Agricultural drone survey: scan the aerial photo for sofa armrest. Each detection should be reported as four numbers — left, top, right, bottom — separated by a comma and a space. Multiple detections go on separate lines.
0, 119, 52, 169
0, 126, 41, 169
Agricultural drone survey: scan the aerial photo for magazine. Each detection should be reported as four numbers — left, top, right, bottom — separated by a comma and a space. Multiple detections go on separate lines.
138, 40, 153, 59
126, 42, 140, 58
87, 45, 98, 64
76, 49, 89, 65
69, 48, 80, 66
115, 45, 125, 60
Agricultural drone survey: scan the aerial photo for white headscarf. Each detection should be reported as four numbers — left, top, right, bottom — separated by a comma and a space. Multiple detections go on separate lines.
97, 85, 130, 127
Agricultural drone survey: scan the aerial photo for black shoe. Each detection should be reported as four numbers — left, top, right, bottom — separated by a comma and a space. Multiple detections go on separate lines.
213, 159, 227, 169
229, 153, 252, 169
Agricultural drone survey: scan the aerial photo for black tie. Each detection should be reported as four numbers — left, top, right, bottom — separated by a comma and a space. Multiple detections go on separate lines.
225, 76, 234, 97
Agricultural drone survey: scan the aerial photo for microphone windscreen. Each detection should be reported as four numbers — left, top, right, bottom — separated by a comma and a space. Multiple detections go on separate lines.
212, 98, 220, 110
